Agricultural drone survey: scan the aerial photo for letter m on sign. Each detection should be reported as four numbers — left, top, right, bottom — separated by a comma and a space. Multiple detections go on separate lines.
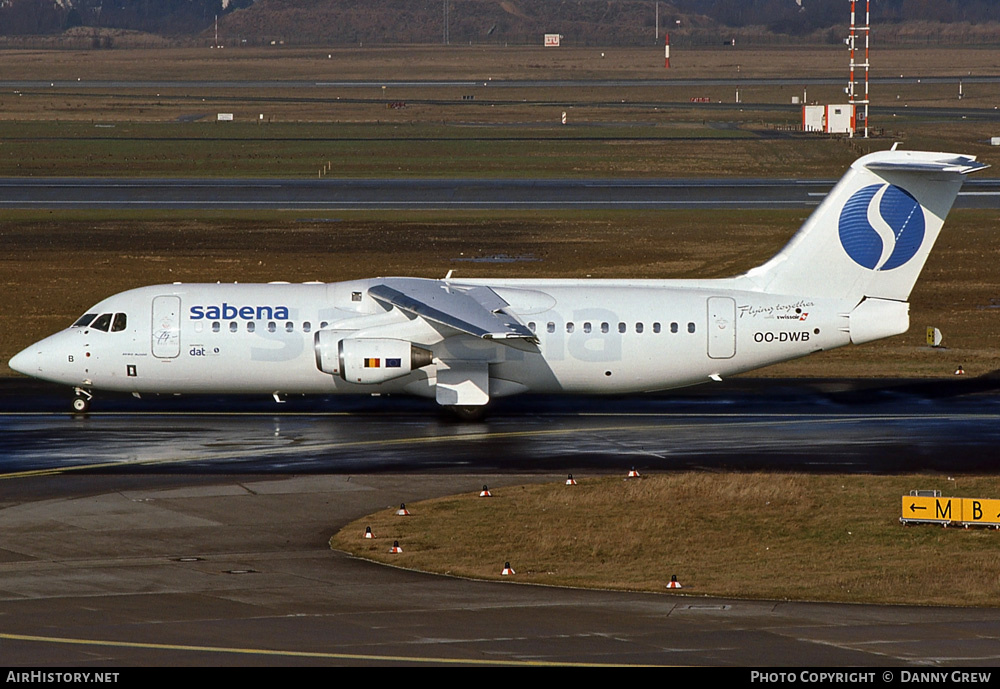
935, 499, 952, 520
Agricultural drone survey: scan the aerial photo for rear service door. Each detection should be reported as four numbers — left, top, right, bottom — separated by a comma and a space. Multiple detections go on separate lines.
152, 295, 181, 358
707, 296, 736, 359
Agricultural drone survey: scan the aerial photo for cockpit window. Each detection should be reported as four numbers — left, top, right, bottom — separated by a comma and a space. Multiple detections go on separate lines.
111, 313, 127, 332
73, 314, 97, 327
90, 313, 113, 332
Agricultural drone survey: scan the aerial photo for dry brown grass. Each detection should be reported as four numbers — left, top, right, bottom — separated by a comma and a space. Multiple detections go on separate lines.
0, 44, 998, 127
2, 45, 1000, 81
331, 472, 1000, 606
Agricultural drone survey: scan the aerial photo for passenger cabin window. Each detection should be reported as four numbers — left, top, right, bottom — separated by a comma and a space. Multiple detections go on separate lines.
212, 322, 220, 333
285, 322, 294, 333
547, 322, 555, 333
635, 322, 644, 334
303, 322, 312, 333
267, 322, 276, 333
688, 322, 696, 333
566, 322, 575, 333
653, 322, 661, 334
230, 322, 238, 333
247, 322, 256, 333
671, 322, 679, 333
618, 322, 626, 334
601, 322, 609, 333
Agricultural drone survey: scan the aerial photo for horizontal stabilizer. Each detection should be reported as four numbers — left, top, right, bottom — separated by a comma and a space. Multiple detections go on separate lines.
865, 156, 988, 175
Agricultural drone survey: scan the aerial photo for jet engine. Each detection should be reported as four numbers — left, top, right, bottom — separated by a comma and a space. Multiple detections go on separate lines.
315, 331, 434, 384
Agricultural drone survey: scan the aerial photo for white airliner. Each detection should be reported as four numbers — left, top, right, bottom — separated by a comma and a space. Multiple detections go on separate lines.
8, 149, 986, 416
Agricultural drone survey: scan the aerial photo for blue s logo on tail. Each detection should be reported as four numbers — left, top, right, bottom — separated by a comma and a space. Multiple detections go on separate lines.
838, 184, 925, 270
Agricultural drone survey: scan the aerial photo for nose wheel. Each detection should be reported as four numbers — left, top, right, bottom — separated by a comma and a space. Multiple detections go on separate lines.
72, 388, 92, 414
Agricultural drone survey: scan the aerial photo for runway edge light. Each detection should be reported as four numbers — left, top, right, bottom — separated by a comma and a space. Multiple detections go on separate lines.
667, 575, 683, 589
364, 526, 374, 539
390, 540, 403, 554
396, 503, 410, 516
502, 562, 515, 576
566, 474, 577, 486
480, 484, 491, 497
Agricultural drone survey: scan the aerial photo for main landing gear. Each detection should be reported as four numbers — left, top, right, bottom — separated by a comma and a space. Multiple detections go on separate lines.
72, 388, 92, 414
446, 405, 487, 422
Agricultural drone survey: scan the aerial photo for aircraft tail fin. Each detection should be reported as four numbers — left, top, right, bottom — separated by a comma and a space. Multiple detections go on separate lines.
742, 149, 986, 303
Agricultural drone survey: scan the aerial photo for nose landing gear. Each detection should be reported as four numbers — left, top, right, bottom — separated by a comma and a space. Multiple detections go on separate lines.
72, 388, 92, 414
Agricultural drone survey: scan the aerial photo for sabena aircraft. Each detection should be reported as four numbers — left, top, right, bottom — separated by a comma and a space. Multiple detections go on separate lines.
9, 149, 986, 416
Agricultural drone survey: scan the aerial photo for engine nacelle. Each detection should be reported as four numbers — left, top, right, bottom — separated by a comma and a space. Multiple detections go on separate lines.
315, 332, 433, 384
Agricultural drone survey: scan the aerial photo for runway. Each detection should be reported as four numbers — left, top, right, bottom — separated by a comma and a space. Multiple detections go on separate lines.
4, 377, 1000, 475
5, 376, 1000, 668
0, 177, 998, 210
5, 472, 1000, 667
5, 386, 1000, 665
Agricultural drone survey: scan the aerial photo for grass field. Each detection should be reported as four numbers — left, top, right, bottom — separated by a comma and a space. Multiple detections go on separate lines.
3, 45, 1000, 81
0, 119, 997, 179
331, 472, 1000, 607
1, 45, 998, 180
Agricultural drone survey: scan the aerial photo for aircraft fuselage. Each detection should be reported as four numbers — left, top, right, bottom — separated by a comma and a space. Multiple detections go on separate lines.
14, 279, 850, 400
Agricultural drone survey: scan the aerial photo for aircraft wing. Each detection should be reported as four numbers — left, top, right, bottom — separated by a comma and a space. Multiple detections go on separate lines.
369, 278, 538, 342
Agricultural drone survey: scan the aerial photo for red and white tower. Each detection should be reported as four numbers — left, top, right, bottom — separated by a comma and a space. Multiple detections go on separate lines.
847, 0, 870, 138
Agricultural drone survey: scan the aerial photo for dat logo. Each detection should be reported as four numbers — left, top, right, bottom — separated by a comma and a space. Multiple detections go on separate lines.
838, 183, 925, 270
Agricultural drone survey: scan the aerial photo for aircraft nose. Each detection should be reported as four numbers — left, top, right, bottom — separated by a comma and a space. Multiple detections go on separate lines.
8, 346, 42, 376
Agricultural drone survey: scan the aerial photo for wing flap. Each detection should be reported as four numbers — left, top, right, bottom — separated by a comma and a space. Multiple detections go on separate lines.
369, 278, 537, 342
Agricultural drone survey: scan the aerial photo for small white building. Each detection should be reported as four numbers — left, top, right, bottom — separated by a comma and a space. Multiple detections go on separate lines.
802, 104, 855, 134
802, 105, 825, 132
